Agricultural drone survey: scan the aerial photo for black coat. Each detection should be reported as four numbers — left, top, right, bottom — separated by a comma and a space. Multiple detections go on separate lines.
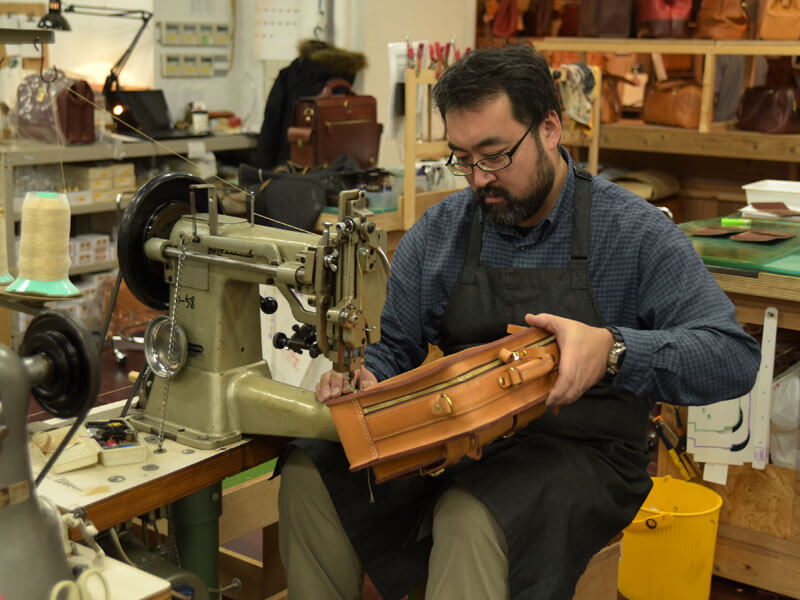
254, 57, 355, 170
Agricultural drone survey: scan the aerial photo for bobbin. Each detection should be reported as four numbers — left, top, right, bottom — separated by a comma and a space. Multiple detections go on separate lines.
7, 191, 79, 297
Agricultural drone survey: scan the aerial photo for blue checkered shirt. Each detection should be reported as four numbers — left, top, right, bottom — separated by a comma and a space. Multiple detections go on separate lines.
366, 151, 760, 406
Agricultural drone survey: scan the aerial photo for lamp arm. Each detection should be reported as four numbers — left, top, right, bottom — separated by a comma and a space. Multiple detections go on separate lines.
62, 5, 153, 97
104, 11, 153, 95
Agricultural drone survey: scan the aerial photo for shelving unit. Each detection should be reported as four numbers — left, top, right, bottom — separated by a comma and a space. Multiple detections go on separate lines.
401, 68, 458, 231
0, 133, 257, 346
0, 134, 256, 268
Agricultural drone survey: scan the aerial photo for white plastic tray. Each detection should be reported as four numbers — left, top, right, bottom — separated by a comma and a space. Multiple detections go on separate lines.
742, 179, 800, 210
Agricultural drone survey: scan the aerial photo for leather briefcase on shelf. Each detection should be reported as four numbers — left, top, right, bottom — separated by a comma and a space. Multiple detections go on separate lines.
287, 79, 383, 170
326, 326, 560, 484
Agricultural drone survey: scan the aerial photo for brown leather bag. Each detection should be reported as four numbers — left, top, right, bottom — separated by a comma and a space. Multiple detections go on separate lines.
56, 80, 95, 144
326, 327, 559, 483
736, 56, 800, 133
757, 0, 800, 39
695, 0, 749, 39
287, 79, 383, 170
641, 79, 704, 128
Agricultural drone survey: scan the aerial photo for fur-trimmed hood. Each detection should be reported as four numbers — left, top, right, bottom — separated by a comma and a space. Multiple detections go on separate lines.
297, 39, 367, 76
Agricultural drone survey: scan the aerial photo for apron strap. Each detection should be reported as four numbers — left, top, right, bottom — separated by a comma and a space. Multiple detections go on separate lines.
570, 167, 592, 262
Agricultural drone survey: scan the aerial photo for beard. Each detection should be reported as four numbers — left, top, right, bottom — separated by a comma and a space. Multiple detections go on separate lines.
476, 146, 555, 227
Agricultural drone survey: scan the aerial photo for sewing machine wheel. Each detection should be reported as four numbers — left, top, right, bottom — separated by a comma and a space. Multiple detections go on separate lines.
118, 172, 209, 310
19, 309, 100, 419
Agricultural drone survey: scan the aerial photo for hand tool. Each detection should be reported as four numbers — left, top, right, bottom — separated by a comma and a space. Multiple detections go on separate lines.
652, 416, 691, 480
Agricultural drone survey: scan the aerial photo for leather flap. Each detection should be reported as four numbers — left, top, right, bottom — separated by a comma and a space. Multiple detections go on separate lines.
287, 126, 312, 143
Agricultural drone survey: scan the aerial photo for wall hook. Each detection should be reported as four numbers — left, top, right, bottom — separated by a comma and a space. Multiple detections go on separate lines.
33, 37, 58, 85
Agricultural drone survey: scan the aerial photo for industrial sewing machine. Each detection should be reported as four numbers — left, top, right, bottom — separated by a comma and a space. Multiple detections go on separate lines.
0, 310, 101, 599
117, 172, 388, 449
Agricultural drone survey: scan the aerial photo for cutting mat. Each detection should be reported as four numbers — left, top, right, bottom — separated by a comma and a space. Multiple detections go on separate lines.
679, 216, 800, 277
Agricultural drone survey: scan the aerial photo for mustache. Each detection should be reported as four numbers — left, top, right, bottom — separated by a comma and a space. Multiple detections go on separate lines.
476, 185, 510, 202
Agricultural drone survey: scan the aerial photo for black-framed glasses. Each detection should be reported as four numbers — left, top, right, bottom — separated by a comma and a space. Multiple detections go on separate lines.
445, 123, 535, 176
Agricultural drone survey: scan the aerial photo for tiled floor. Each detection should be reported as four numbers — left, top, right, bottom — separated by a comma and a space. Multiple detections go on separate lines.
39, 344, 792, 600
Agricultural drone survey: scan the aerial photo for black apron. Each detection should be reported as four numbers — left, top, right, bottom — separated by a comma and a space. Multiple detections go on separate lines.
282, 169, 652, 600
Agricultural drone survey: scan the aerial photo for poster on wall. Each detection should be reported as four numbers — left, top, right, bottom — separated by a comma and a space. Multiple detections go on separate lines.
255, 0, 308, 61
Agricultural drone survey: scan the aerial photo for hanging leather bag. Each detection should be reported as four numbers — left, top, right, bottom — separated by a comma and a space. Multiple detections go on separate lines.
287, 79, 383, 170
326, 326, 559, 484
695, 0, 749, 39
757, 0, 800, 39
56, 80, 95, 144
641, 79, 704, 128
635, 0, 694, 37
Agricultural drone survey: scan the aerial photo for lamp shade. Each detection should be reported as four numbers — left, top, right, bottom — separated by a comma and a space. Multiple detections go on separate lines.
37, 1, 71, 31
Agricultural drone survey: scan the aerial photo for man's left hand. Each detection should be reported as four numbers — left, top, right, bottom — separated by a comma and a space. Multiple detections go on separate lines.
525, 313, 614, 407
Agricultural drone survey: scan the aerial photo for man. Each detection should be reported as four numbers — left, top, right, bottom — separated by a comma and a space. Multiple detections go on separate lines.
277, 44, 760, 599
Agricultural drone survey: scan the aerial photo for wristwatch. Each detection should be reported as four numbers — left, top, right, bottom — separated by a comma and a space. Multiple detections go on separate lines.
605, 326, 626, 378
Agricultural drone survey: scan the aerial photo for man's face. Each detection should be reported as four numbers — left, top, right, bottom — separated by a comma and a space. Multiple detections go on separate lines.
445, 94, 556, 227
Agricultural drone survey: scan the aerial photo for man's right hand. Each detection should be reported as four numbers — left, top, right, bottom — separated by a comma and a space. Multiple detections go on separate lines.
316, 367, 378, 403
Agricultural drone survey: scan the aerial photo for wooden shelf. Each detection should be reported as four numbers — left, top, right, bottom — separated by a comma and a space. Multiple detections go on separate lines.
532, 37, 800, 56
599, 120, 800, 162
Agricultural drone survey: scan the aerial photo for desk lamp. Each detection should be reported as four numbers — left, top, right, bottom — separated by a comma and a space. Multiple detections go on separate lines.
38, 3, 153, 120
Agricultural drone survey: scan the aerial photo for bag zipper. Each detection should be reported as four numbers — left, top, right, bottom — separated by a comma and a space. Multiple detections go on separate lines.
362, 335, 556, 415
325, 118, 374, 133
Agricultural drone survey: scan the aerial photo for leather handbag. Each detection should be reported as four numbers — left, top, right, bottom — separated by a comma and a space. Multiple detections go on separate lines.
641, 79, 704, 128
695, 0, 749, 39
757, 0, 800, 39
578, 0, 634, 37
287, 79, 383, 170
635, 0, 694, 37
326, 326, 559, 484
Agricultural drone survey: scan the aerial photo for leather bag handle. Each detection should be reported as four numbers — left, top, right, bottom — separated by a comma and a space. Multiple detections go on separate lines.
318, 79, 353, 98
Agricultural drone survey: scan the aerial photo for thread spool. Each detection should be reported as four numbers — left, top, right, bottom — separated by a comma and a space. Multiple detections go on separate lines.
0, 212, 13, 284
7, 191, 79, 297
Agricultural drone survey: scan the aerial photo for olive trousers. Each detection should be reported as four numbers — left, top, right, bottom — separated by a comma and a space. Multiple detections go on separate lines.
278, 448, 510, 600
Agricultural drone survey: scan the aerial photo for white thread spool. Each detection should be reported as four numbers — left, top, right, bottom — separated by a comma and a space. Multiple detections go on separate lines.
0, 211, 12, 284
7, 191, 78, 296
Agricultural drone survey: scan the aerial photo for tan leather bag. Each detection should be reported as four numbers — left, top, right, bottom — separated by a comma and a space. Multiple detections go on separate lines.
641, 80, 704, 129
757, 0, 800, 40
695, 0, 749, 39
326, 326, 559, 483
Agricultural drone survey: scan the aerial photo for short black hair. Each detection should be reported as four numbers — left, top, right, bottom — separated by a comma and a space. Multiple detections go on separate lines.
432, 44, 561, 128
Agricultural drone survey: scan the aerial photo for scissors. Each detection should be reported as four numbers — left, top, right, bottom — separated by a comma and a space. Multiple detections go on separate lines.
49, 569, 110, 600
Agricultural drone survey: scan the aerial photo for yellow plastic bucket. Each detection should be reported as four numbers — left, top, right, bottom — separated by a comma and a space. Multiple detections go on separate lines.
618, 475, 723, 600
